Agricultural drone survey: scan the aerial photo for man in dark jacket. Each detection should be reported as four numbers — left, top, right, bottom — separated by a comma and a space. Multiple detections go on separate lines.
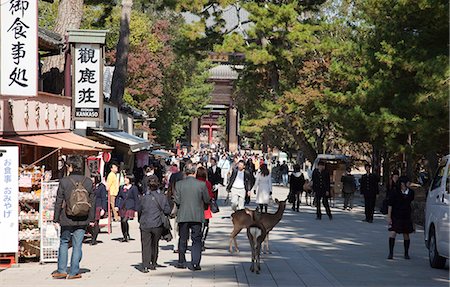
226, 160, 255, 211
360, 163, 380, 223
208, 158, 222, 199
174, 163, 210, 271
312, 161, 332, 220
52, 155, 95, 280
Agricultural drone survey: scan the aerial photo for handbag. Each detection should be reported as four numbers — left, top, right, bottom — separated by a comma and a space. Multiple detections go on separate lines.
152, 196, 172, 242
210, 199, 219, 213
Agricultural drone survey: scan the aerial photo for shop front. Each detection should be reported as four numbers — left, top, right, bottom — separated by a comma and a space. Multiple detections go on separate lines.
0, 132, 113, 264
90, 130, 153, 172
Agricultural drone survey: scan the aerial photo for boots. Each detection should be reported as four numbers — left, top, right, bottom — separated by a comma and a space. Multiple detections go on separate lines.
404, 240, 410, 259
388, 237, 395, 259
296, 201, 300, 212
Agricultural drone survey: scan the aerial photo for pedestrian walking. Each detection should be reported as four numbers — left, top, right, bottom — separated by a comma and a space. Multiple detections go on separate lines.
387, 176, 414, 260
52, 155, 95, 280
312, 161, 332, 220
280, 161, 289, 186
360, 163, 380, 223
137, 175, 171, 272
253, 164, 272, 213
196, 167, 215, 251
115, 174, 139, 242
341, 168, 356, 211
226, 160, 255, 211
174, 164, 210, 270
167, 164, 185, 253
245, 159, 256, 204
208, 158, 222, 199
89, 174, 108, 245
106, 163, 119, 221
288, 164, 305, 212
218, 154, 231, 184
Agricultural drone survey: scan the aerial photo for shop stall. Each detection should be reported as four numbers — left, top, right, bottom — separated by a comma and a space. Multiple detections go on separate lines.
0, 133, 113, 264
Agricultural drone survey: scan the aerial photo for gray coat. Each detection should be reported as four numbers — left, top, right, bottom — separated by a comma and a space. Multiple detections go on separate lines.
174, 176, 210, 223
54, 174, 95, 226
137, 190, 171, 230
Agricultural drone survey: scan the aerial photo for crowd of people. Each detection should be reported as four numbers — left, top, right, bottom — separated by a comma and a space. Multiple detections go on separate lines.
51, 150, 416, 279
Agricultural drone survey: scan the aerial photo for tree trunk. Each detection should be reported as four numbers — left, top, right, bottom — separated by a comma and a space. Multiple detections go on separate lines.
110, 0, 133, 106
382, 150, 390, 187
42, 0, 84, 73
372, 144, 382, 177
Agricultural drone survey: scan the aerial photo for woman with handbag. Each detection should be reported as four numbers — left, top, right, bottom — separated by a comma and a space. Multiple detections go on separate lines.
115, 174, 139, 242
137, 175, 171, 272
196, 167, 215, 251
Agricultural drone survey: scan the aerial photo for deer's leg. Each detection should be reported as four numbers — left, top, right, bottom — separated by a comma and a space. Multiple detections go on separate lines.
256, 242, 261, 274
229, 227, 242, 253
262, 233, 269, 254
234, 237, 240, 253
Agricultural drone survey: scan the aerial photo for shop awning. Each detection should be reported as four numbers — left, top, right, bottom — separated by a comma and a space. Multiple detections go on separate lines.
0, 134, 100, 152
45, 132, 113, 151
95, 131, 153, 153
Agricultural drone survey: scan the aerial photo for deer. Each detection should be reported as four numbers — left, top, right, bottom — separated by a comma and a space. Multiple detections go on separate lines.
247, 222, 267, 274
229, 199, 286, 253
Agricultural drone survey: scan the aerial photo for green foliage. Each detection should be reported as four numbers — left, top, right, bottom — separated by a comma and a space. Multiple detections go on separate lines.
38, 0, 59, 29
155, 58, 213, 146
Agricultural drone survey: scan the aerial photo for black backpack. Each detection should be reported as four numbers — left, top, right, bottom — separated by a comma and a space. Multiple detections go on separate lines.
66, 177, 91, 217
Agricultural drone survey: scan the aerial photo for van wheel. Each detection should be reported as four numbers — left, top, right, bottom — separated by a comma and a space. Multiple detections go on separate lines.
429, 228, 446, 269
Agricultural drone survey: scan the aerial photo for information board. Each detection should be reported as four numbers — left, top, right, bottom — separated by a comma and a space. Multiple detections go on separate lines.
40, 181, 60, 263
0, 146, 19, 253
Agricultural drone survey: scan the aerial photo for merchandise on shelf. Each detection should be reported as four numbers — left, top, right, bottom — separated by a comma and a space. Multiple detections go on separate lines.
19, 228, 40, 241
18, 165, 46, 259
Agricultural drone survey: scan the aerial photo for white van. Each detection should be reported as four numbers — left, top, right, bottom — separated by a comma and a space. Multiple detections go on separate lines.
425, 155, 450, 269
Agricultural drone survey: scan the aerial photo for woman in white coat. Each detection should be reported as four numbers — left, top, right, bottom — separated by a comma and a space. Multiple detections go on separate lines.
253, 164, 272, 213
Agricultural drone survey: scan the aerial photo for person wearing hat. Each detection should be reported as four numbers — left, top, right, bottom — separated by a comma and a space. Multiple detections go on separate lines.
387, 176, 414, 260
137, 175, 171, 272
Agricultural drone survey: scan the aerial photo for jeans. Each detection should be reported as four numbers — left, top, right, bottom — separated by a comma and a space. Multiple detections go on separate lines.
178, 222, 202, 266
282, 174, 289, 186
343, 192, 354, 209
57, 226, 86, 276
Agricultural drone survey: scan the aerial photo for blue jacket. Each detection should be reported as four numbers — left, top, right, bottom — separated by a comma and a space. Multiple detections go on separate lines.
115, 185, 139, 211
94, 183, 108, 211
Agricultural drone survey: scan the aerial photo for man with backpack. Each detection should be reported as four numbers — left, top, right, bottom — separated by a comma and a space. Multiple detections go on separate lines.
52, 155, 95, 280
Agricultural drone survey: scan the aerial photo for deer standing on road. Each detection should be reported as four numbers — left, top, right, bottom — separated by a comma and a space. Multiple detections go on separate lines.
247, 222, 267, 274
229, 199, 286, 253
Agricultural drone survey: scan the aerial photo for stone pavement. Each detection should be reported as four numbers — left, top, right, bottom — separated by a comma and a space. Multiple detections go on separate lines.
1, 185, 448, 287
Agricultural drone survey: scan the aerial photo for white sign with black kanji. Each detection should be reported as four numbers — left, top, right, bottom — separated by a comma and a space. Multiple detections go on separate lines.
0, 0, 38, 96
73, 43, 101, 119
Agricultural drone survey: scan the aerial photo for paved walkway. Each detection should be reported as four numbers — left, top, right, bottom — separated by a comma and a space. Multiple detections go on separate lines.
1, 186, 448, 287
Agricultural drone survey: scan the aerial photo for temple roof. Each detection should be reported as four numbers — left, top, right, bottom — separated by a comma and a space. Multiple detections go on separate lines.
209, 64, 243, 80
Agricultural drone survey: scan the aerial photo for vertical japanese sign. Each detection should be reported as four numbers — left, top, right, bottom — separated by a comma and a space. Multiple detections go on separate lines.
0, 0, 38, 96
0, 146, 19, 253
73, 43, 102, 120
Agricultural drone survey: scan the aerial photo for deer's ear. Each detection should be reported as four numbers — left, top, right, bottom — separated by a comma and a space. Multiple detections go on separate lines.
275, 198, 279, 204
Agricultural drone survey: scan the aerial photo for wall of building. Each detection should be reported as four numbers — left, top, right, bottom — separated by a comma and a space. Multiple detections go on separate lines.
0, 92, 71, 136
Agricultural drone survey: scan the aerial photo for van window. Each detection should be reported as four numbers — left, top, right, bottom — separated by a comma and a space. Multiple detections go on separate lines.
431, 165, 446, 190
